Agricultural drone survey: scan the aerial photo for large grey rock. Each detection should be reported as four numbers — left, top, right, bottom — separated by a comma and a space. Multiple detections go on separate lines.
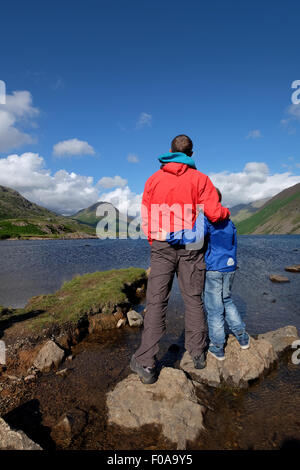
127, 309, 144, 327
33, 340, 65, 372
180, 335, 277, 389
257, 326, 299, 357
107, 367, 206, 450
0, 417, 41, 450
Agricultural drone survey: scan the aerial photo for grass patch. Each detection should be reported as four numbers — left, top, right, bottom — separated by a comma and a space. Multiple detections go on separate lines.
21, 267, 146, 330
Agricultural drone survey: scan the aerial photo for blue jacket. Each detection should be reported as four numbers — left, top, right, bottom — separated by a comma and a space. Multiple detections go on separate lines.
167, 213, 237, 272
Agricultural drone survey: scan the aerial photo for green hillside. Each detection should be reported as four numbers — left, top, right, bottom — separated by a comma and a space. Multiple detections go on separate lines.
236, 183, 300, 235
0, 185, 96, 239
230, 197, 270, 223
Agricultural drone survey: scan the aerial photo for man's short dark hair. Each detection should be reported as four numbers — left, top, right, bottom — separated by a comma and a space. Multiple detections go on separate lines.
171, 135, 193, 156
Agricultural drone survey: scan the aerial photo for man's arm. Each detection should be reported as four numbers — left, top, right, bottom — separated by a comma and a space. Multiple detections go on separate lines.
199, 176, 230, 222
166, 211, 208, 246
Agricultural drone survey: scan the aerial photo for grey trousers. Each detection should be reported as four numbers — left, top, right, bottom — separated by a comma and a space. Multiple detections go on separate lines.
134, 240, 207, 368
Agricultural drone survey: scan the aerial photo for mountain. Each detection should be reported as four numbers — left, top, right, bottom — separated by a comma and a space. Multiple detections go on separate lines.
71, 202, 131, 235
236, 183, 300, 234
230, 197, 271, 223
0, 185, 96, 239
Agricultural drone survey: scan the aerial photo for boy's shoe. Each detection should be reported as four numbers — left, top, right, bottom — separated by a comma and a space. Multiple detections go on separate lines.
130, 355, 158, 384
236, 332, 250, 349
193, 352, 207, 369
208, 346, 225, 361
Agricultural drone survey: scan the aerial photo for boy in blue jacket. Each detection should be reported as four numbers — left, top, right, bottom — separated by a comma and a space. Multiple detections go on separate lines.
167, 188, 250, 361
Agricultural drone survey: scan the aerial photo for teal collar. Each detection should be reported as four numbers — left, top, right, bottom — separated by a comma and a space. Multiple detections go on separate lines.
158, 152, 196, 169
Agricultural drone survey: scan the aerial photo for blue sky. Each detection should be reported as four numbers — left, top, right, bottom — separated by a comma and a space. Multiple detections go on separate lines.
0, 0, 300, 214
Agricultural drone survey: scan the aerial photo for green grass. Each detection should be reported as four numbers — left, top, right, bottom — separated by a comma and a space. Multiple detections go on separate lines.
0, 217, 96, 239
0, 220, 46, 239
236, 191, 300, 234
21, 267, 146, 330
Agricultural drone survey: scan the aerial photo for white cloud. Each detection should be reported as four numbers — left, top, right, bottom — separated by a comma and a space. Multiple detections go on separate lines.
99, 186, 143, 216
98, 175, 128, 189
281, 104, 300, 133
136, 112, 152, 129
0, 90, 39, 152
53, 138, 95, 157
246, 129, 262, 140
209, 162, 300, 207
127, 153, 139, 163
0, 152, 99, 215
286, 104, 300, 121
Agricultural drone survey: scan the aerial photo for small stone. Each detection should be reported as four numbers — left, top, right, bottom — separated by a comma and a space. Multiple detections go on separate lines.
66, 355, 73, 361
117, 318, 126, 328
269, 274, 290, 283
51, 409, 88, 447
56, 368, 69, 377
24, 374, 36, 382
33, 340, 65, 373
6, 375, 21, 382
285, 264, 300, 273
127, 310, 144, 327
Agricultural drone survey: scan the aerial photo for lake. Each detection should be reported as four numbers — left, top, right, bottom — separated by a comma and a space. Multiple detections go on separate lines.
0, 236, 299, 335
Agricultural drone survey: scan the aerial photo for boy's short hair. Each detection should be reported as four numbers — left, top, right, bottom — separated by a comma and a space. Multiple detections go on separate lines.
215, 187, 222, 202
171, 135, 193, 156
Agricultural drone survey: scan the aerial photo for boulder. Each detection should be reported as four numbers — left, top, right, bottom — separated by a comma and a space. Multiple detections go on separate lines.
51, 408, 88, 447
33, 340, 65, 372
127, 310, 144, 327
257, 326, 299, 357
180, 334, 277, 389
107, 367, 206, 450
269, 274, 290, 283
0, 417, 41, 450
284, 265, 300, 273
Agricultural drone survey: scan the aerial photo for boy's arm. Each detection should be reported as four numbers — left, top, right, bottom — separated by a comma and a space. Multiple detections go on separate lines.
199, 176, 230, 222
166, 211, 207, 246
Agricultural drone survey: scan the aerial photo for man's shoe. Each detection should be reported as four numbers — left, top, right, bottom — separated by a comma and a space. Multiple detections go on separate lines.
236, 332, 250, 349
130, 355, 158, 384
193, 352, 206, 370
208, 347, 225, 361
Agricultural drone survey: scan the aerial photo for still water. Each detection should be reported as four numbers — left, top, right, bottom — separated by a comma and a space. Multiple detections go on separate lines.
0, 236, 299, 335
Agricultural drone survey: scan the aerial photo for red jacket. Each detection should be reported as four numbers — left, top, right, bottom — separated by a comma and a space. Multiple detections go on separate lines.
141, 162, 230, 244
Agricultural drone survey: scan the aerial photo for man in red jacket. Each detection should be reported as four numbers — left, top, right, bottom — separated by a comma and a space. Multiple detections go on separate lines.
130, 135, 230, 384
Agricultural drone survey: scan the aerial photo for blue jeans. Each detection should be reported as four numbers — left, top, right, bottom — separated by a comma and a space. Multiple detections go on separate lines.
204, 270, 245, 350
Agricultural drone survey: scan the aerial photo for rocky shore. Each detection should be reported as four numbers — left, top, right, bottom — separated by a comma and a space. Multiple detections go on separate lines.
0, 266, 299, 450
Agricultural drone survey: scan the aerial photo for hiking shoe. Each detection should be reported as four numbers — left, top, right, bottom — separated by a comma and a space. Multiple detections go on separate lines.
236, 332, 250, 349
193, 352, 207, 369
130, 355, 158, 384
208, 347, 225, 361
